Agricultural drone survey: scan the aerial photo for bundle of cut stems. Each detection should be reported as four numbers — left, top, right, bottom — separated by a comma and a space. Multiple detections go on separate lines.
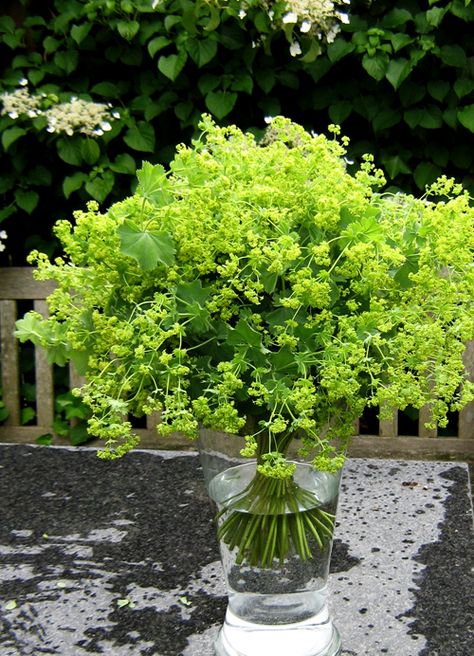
216, 471, 335, 569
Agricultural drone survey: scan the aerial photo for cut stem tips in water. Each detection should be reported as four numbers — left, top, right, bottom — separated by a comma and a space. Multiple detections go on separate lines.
216, 472, 335, 569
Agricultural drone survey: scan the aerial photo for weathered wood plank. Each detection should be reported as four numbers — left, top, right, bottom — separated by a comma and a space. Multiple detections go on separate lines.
347, 435, 474, 461
0, 299, 21, 425
69, 363, 85, 390
146, 411, 161, 431
0, 267, 56, 300
459, 340, 474, 439
33, 300, 54, 428
0, 426, 63, 444
379, 404, 398, 438
418, 405, 437, 438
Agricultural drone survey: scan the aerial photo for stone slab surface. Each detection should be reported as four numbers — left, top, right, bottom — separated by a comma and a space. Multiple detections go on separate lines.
0, 444, 472, 656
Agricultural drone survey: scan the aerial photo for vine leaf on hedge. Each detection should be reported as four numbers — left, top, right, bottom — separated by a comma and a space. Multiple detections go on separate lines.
117, 20, 140, 41
414, 161, 441, 190
204, 5, 221, 31
205, 90, 238, 119
1, 126, 26, 150
427, 80, 450, 102
381, 154, 411, 179
186, 37, 217, 67
454, 79, 474, 98
110, 153, 136, 174
80, 139, 100, 165
439, 44, 467, 67
57, 138, 83, 166
327, 39, 353, 63
71, 23, 91, 44
457, 105, 474, 132
118, 220, 175, 270
382, 8, 412, 28
123, 122, 155, 152
147, 36, 172, 58
85, 171, 115, 203
386, 58, 413, 90
15, 189, 39, 214
158, 51, 187, 81
362, 53, 389, 80
63, 172, 87, 198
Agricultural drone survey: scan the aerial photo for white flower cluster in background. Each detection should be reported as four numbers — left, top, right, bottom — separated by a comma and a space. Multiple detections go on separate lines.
0, 230, 7, 253
0, 86, 42, 120
45, 98, 118, 137
0, 82, 119, 137
282, 0, 350, 42
237, 0, 351, 56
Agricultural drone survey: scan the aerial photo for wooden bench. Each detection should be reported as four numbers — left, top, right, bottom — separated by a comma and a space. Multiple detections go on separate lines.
1, 267, 473, 459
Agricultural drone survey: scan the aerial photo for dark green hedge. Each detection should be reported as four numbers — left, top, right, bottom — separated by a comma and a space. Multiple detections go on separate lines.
1, 0, 474, 263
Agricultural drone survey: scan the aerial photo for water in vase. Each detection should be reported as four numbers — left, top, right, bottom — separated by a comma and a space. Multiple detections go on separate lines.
209, 462, 342, 656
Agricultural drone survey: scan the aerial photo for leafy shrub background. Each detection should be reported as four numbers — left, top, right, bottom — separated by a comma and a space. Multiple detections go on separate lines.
1, 0, 473, 267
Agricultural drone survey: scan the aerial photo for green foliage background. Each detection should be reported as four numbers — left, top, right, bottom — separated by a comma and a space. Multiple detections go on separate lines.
1, 0, 474, 264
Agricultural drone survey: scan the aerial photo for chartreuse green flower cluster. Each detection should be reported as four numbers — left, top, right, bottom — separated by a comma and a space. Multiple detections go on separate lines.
16, 115, 474, 565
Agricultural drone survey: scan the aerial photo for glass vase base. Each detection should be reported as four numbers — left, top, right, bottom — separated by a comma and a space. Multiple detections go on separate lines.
214, 608, 342, 656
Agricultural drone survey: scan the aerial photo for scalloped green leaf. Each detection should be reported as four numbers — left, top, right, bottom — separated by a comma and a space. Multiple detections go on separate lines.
136, 161, 172, 205
118, 220, 175, 270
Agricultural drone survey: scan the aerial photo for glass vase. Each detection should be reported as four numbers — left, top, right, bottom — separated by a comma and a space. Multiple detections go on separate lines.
199, 429, 343, 656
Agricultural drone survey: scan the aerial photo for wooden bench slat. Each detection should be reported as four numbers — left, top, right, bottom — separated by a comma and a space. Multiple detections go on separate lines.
0, 268, 473, 456
418, 405, 438, 438
0, 267, 56, 300
69, 363, 85, 390
33, 300, 54, 427
0, 299, 21, 425
459, 340, 474, 439
379, 403, 398, 438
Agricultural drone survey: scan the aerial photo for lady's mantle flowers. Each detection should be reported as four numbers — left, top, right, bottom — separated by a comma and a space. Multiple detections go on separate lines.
0, 86, 119, 137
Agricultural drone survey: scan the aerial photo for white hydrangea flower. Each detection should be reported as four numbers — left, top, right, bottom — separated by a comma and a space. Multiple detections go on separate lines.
45, 98, 117, 137
336, 11, 350, 24
290, 40, 302, 56
282, 12, 298, 24
0, 230, 7, 253
0, 88, 42, 120
239, 9, 247, 19
280, 0, 351, 41
1, 87, 119, 136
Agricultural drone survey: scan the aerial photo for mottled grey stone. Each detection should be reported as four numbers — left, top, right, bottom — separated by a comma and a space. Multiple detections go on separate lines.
0, 444, 472, 655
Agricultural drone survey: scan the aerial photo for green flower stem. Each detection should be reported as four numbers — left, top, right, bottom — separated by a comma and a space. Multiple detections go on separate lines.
216, 470, 335, 568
